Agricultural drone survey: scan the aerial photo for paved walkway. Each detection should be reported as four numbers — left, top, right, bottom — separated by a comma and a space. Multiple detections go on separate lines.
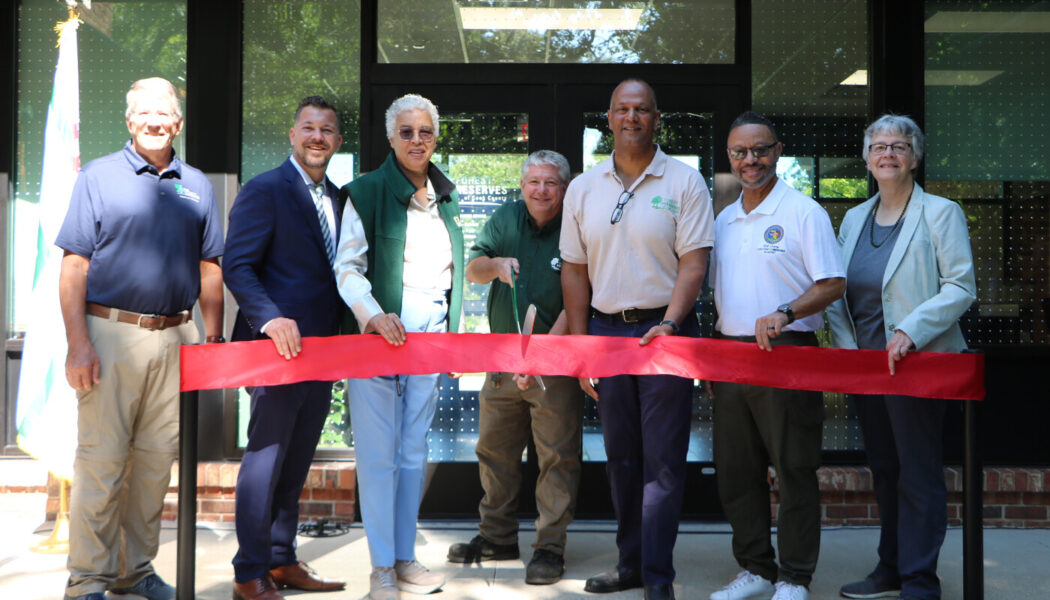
1, 488, 1048, 599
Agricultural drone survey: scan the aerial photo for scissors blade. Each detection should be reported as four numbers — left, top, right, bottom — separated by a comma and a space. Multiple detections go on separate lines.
522, 304, 546, 391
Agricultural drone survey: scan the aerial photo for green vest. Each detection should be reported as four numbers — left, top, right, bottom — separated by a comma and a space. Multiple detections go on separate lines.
342, 152, 463, 333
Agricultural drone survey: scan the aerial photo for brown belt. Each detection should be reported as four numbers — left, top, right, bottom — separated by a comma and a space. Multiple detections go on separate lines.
86, 302, 191, 331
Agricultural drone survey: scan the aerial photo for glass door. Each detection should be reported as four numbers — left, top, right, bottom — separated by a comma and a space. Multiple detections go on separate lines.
359, 82, 741, 518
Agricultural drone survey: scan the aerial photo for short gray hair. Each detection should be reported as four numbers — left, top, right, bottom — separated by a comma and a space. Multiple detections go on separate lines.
385, 94, 440, 140
863, 114, 925, 162
521, 150, 570, 185
126, 77, 182, 119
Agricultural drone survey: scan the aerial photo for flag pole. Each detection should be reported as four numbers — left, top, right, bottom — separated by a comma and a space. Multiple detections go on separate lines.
31, 478, 71, 554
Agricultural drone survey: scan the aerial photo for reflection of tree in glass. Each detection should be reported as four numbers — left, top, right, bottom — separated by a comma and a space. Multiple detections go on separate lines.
241, 0, 362, 181
377, 1, 734, 64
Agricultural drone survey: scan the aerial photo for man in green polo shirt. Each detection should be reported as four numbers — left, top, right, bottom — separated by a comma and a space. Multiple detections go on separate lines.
446, 150, 584, 586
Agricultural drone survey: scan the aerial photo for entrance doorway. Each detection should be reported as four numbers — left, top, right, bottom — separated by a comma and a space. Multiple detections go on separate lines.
358, 82, 742, 519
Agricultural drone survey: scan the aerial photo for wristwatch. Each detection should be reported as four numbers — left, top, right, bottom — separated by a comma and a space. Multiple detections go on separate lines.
205, 335, 226, 343
776, 303, 795, 324
659, 319, 680, 334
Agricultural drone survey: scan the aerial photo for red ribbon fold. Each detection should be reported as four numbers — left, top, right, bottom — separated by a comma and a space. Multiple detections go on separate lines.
180, 333, 984, 401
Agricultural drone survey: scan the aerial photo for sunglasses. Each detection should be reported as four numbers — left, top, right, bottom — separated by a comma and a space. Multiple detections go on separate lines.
398, 127, 435, 143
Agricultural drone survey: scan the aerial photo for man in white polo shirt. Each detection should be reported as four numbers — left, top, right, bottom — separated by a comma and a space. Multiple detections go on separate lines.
560, 79, 714, 600
708, 112, 845, 600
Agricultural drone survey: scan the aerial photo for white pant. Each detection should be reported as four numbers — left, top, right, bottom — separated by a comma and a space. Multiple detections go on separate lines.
348, 288, 447, 568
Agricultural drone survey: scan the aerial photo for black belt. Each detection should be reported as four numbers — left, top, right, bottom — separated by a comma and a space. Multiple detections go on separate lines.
590, 306, 667, 324
717, 330, 819, 345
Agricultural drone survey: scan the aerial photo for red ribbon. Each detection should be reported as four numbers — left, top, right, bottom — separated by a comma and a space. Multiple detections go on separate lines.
180, 333, 984, 401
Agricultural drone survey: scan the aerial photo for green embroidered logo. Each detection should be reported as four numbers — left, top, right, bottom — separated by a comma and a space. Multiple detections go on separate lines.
650, 195, 680, 215
174, 183, 201, 202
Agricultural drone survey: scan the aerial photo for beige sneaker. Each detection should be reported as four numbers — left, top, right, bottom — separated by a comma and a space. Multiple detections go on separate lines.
369, 567, 400, 600
394, 559, 446, 594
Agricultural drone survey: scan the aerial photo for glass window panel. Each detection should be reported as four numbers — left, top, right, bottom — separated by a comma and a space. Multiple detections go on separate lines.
338, 113, 529, 460
12, 0, 187, 335
752, 0, 869, 453
378, 1, 734, 64
238, 0, 362, 450
926, 1, 1050, 346
818, 157, 868, 199
241, 0, 361, 183
582, 110, 716, 462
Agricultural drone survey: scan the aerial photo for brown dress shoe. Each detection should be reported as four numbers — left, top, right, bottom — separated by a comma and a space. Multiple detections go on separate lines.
232, 575, 282, 600
269, 561, 346, 591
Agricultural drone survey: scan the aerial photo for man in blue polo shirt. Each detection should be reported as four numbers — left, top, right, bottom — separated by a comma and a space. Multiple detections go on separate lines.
56, 77, 224, 600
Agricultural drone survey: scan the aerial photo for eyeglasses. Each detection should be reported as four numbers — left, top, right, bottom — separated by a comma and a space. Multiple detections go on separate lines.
868, 142, 912, 156
610, 191, 634, 224
398, 127, 435, 143
727, 142, 779, 161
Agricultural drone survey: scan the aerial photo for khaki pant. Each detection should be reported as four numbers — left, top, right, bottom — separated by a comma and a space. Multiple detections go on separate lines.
476, 373, 583, 554
66, 314, 198, 596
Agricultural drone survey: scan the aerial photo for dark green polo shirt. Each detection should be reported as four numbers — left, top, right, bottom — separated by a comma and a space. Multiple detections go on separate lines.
468, 200, 563, 334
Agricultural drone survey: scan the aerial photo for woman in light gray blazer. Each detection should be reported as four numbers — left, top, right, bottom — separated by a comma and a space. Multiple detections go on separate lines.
827, 115, 976, 600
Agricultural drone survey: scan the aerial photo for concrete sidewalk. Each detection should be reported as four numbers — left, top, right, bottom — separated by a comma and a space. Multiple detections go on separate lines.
1, 490, 1047, 599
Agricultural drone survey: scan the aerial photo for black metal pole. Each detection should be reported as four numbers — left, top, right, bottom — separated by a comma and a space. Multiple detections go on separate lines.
177, 390, 198, 600
963, 397, 984, 600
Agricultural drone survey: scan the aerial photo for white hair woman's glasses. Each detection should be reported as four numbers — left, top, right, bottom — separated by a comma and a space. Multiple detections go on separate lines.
868, 142, 912, 156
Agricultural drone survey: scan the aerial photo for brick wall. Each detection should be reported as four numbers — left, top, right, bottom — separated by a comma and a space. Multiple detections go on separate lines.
36, 463, 1049, 528
807, 466, 1050, 528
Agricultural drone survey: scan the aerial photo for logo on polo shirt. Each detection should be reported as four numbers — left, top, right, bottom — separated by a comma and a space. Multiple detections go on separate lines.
550, 257, 562, 272
174, 183, 201, 202
650, 195, 680, 216
764, 225, 784, 244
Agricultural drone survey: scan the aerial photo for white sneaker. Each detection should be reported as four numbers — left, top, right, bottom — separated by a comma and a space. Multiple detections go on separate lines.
395, 559, 445, 594
772, 581, 809, 600
370, 567, 400, 600
710, 570, 775, 600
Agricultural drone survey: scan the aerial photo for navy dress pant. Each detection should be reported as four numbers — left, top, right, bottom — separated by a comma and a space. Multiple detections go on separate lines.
854, 394, 948, 600
589, 313, 699, 586
233, 380, 333, 582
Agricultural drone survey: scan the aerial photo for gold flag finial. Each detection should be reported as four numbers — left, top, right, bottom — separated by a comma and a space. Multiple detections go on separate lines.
54, 2, 83, 48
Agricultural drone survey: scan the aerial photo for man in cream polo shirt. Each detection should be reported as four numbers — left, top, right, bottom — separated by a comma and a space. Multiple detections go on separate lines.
708, 112, 844, 600
560, 79, 714, 600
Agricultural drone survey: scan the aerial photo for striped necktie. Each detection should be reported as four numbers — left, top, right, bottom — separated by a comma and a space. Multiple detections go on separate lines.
310, 182, 335, 263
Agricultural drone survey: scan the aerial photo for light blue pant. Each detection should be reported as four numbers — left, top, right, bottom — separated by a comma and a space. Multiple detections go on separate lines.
348, 288, 447, 568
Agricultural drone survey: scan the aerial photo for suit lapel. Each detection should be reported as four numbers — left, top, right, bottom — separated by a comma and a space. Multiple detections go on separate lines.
882, 182, 925, 289
282, 159, 330, 262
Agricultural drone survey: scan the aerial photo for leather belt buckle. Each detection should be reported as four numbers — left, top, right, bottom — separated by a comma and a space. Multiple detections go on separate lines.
621, 309, 638, 324
137, 313, 165, 330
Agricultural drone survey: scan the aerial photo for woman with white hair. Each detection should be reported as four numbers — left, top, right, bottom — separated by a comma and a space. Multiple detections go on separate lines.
827, 115, 976, 600
334, 93, 462, 600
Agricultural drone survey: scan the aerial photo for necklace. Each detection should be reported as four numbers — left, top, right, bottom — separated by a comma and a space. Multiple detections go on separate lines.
868, 193, 911, 248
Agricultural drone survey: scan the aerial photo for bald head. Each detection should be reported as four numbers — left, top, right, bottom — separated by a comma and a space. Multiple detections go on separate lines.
609, 78, 658, 111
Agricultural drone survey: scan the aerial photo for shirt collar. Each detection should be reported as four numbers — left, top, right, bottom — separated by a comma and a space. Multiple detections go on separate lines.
123, 140, 182, 178
290, 154, 325, 189
730, 176, 788, 220
603, 144, 667, 184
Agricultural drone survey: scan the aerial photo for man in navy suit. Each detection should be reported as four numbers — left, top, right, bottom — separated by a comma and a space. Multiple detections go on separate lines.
224, 96, 348, 600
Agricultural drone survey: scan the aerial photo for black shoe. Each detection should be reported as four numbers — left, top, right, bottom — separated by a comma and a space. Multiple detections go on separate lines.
525, 549, 565, 585
644, 584, 675, 600
584, 567, 643, 593
840, 575, 901, 599
447, 534, 520, 563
